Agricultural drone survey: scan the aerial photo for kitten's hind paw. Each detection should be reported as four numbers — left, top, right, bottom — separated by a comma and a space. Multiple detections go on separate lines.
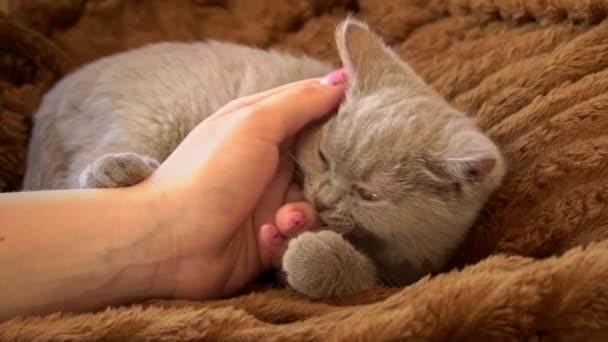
79, 152, 159, 189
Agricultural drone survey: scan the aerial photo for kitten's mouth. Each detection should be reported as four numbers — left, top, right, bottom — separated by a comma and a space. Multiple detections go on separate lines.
315, 212, 355, 234
312, 215, 329, 231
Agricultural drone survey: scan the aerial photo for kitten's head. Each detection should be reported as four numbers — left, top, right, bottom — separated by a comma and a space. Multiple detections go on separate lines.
295, 18, 506, 247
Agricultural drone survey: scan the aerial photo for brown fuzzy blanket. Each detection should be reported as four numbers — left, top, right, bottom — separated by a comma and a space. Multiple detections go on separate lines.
3, 0, 608, 340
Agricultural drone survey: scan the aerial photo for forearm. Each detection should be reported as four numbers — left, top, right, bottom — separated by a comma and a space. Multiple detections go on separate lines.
0, 185, 172, 321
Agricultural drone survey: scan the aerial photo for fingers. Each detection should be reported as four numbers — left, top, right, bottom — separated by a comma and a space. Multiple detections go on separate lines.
274, 201, 317, 238
215, 78, 327, 115
251, 150, 295, 230
259, 223, 288, 269
260, 223, 287, 248
258, 184, 317, 270
262, 200, 317, 269
224, 68, 346, 117
275, 181, 316, 237
239, 71, 346, 145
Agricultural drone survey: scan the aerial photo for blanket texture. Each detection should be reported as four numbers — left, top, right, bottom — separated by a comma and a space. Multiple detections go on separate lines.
2, 0, 608, 340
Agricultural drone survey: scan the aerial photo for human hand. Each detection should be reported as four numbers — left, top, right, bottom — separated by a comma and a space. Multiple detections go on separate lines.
143, 70, 347, 300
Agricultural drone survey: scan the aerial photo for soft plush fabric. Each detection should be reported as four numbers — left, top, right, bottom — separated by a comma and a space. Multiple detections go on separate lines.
2, 0, 608, 340
0, 11, 73, 191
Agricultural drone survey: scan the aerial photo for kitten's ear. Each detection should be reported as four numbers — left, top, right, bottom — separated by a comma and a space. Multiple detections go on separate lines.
335, 17, 429, 95
448, 157, 497, 182
444, 131, 503, 183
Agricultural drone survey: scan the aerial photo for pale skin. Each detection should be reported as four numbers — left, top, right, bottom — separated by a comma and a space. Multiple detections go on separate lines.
0, 71, 347, 322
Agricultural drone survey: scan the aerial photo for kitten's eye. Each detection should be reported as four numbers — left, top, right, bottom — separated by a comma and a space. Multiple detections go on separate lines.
356, 186, 379, 201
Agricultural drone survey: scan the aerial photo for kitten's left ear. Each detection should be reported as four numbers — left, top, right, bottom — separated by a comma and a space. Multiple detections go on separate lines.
335, 17, 431, 95
444, 131, 504, 183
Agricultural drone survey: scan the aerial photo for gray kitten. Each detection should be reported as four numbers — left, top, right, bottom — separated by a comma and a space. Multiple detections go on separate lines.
285, 20, 505, 298
22, 18, 505, 299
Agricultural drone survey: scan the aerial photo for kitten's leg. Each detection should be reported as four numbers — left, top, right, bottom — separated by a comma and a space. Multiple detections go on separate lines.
79, 152, 160, 189
282, 230, 378, 299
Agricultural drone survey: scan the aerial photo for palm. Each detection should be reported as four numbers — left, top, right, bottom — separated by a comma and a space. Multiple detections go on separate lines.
169, 218, 265, 299
149, 77, 344, 301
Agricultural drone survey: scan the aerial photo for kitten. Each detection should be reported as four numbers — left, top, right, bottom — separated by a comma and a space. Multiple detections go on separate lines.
22, 18, 505, 299
282, 19, 505, 298
22, 40, 332, 190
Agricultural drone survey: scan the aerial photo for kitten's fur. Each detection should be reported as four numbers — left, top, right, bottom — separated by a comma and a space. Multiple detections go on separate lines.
284, 20, 505, 298
22, 41, 332, 190
23, 18, 505, 299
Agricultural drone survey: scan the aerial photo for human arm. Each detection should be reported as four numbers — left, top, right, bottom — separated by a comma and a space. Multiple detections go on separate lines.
0, 186, 170, 320
0, 71, 346, 321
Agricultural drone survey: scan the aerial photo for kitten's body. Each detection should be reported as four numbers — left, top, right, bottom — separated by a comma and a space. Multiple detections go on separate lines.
23, 41, 332, 189
23, 19, 505, 299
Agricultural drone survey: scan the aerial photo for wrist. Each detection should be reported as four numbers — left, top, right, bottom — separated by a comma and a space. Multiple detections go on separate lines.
71, 185, 177, 306
0, 185, 177, 320
116, 182, 178, 299
77, 183, 179, 306
124, 180, 182, 299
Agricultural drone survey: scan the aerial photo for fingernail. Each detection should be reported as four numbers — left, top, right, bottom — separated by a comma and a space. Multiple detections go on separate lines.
287, 211, 305, 230
320, 67, 347, 86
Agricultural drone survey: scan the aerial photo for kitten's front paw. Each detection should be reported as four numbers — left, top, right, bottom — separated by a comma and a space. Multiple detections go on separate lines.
282, 230, 377, 299
79, 152, 159, 189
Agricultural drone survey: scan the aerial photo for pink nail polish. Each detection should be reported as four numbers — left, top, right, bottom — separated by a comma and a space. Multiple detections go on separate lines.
320, 67, 347, 85
262, 223, 287, 244
287, 211, 305, 230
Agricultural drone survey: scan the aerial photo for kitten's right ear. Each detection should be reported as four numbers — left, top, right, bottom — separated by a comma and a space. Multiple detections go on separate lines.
335, 17, 431, 96
444, 130, 505, 186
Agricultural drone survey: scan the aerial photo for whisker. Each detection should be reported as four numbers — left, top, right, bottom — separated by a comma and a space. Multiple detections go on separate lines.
310, 220, 330, 232
287, 152, 303, 169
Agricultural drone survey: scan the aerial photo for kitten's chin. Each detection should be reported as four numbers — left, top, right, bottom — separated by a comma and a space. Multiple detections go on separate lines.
316, 213, 355, 235
345, 224, 380, 247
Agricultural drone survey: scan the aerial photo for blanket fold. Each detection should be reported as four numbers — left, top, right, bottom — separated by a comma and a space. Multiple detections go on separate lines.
0, 14, 73, 191
2, 0, 608, 340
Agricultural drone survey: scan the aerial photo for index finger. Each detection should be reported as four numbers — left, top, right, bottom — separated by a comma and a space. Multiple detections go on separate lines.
215, 78, 328, 115
242, 75, 346, 144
